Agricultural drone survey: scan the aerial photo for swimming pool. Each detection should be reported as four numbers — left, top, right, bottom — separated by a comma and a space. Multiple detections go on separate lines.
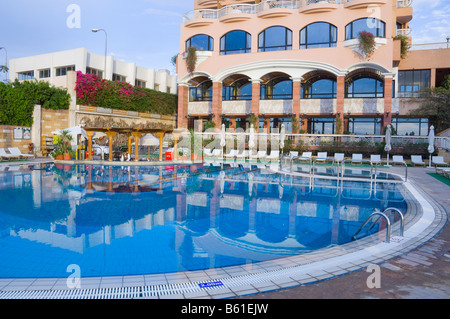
0, 163, 407, 279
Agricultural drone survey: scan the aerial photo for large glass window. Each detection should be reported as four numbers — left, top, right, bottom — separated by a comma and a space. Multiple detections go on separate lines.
345, 18, 385, 40
348, 118, 382, 135
300, 22, 337, 49
346, 75, 384, 98
18, 71, 34, 81
186, 34, 214, 51
223, 81, 252, 101
56, 65, 75, 77
398, 70, 431, 97
258, 26, 292, 52
261, 78, 293, 100
391, 118, 429, 136
189, 81, 213, 102
309, 118, 335, 134
220, 30, 251, 55
302, 75, 337, 99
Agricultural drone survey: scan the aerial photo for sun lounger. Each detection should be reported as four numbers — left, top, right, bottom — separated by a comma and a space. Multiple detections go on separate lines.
315, 152, 328, 162
254, 151, 267, 160
224, 149, 238, 159
0, 148, 21, 160
288, 151, 298, 159
411, 155, 425, 166
266, 150, 280, 161
8, 147, 34, 159
392, 155, 406, 165
211, 149, 222, 158
370, 154, 382, 166
432, 156, 448, 167
236, 150, 250, 160
333, 153, 345, 164
296, 152, 312, 162
351, 153, 363, 164
203, 148, 213, 157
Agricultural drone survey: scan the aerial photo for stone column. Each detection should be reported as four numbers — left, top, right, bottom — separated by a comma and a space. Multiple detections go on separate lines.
131, 132, 142, 162
157, 131, 165, 161
336, 75, 346, 134
86, 131, 94, 160
292, 77, 302, 133
177, 84, 189, 129
251, 79, 261, 117
106, 131, 116, 161
384, 77, 393, 127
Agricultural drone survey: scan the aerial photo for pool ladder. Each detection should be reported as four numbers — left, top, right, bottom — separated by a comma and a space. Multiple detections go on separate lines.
352, 208, 405, 244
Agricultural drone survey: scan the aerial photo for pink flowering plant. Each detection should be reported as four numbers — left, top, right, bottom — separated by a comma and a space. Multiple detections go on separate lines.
358, 31, 376, 59
75, 71, 176, 114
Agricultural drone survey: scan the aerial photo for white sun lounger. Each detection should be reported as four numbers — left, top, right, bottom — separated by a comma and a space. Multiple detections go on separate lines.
266, 150, 280, 161
236, 150, 250, 160
392, 155, 406, 165
254, 151, 267, 160
333, 153, 345, 164
351, 153, 363, 164
411, 155, 425, 166
224, 149, 239, 159
370, 154, 382, 165
0, 148, 20, 160
432, 156, 448, 167
8, 147, 34, 159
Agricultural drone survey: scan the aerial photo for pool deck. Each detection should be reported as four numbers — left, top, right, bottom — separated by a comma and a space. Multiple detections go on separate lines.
0, 160, 448, 299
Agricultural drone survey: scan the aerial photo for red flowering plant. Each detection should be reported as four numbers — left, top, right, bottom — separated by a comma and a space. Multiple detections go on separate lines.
358, 31, 376, 60
75, 71, 177, 114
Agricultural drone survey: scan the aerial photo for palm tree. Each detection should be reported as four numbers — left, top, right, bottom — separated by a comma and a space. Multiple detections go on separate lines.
0, 65, 8, 73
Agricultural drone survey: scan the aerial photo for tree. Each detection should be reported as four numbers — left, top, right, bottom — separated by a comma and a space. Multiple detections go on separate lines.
409, 77, 450, 133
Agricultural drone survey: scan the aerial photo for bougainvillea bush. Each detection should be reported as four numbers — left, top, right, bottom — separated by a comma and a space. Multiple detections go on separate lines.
75, 71, 177, 115
358, 31, 376, 59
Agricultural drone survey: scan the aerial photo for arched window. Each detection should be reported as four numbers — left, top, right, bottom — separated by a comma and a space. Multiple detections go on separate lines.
223, 79, 252, 101
261, 77, 293, 100
189, 80, 213, 102
345, 18, 386, 40
346, 74, 384, 98
258, 26, 292, 52
186, 34, 214, 51
302, 75, 337, 99
300, 22, 337, 49
220, 30, 251, 55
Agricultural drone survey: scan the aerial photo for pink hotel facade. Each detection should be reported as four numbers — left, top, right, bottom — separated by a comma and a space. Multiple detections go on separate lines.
176, 0, 450, 135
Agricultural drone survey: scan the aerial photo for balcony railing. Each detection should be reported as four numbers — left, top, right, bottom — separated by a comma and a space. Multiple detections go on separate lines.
410, 42, 450, 51
396, 28, 412, 37
397, 0, 412, 8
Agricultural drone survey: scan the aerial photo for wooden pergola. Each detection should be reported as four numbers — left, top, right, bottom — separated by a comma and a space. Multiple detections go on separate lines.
84, 127, 180, 162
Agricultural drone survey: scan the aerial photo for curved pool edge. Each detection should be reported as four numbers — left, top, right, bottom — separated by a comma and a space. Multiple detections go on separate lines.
0, 178, 447, 299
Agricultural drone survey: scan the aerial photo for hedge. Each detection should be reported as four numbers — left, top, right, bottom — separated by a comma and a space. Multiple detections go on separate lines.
75, 72, 177, 115
0, 80, 70, 126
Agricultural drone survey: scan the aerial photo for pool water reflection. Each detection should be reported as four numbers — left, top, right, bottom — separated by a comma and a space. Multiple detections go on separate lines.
0, 163, 407, 278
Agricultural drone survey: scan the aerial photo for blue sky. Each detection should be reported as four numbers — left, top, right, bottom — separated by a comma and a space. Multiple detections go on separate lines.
0, 0, 449, 80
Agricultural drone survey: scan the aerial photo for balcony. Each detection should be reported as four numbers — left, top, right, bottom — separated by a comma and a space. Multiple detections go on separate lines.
299, 0, 340, 14
396, 0, 413, 24
256, 0, 297, 19
218, 4, 254, 23
188, 101, 212, 116
343, 0, 387, 10
396, 28, 412, 37
183, 9, 217, 28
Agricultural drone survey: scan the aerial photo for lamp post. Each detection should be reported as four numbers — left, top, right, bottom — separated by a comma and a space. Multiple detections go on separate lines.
92, 29, 107, 79
0, 47, 7, 83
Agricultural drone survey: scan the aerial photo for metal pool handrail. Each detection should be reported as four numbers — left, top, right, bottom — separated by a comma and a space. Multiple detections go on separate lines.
352, 211, 392, 243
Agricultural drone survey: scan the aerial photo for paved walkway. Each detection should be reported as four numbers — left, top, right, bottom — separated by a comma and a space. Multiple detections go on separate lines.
239, 166, 450, 299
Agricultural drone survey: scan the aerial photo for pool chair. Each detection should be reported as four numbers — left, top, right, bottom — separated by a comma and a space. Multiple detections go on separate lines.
432, 156, 448, 167
288, 151, 298, 159
296, 152, 312, 163
8, 147, 34, 159
333, 153, 345, 164
254, 151, 267, 161
411, 155, 426, 166
315, 152, 328, 162
236, 150, 250, 160
0, 148, 20, 161
392, 155, 406, 166
351, 153, 363, 165
203, 148, 213, 157
266, 150, 280, 161
370, 154, 382, 166
224, 149, 239, 159
211, 149, 222, 158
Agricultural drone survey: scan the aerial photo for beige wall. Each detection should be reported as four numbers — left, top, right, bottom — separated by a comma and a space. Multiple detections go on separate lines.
0, 126, 33, 154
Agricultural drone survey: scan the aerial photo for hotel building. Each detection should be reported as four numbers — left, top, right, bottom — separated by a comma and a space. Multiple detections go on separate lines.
176, 0, 450, 135
9, 48, 177, 94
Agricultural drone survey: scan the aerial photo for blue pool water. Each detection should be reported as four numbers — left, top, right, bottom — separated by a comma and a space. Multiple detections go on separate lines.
0, 163, 407, 278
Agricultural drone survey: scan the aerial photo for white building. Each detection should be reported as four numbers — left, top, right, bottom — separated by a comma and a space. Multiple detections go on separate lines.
8, 47, 177, 94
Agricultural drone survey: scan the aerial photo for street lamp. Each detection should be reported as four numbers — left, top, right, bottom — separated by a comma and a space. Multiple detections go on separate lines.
0, 47, 7, 83
92, 29, 107, 79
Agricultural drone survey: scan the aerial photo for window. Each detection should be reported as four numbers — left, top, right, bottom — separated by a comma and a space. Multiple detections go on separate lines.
258, 26, 292, 52
302, 75, 337, 99
300, 22, 337, 49
348, 118, 382, 135
113, 74, 126, 82
345, 18, 385, 40
391, 118, 429, 136
135, 79, 146, 88
346, 75, 384, 98
18, 71, 34, 81
270, 118, 293, 133
39, 69, 51, 79
56, 65, 75, 77
189, 81, 213, 102
261, 78, 293, 100
223, 79, 252, 100
398, 70, 431, 97
220, 30, 251, 55
309, 118, 335, 134
86, 67, 103, 78
186, 34, 214, 51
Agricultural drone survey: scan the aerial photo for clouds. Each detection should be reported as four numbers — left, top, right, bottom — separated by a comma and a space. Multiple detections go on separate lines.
411, 0, 450, 44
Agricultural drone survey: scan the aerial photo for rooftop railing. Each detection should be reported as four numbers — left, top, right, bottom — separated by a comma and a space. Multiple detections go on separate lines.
410, 42, 450, 51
